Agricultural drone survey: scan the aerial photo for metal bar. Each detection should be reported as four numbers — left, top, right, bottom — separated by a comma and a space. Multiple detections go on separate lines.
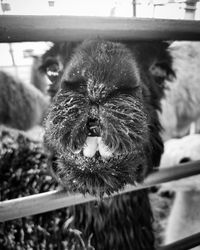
0, 15, 200, 42
158, 232, 200, 250
1, 160, 200, 222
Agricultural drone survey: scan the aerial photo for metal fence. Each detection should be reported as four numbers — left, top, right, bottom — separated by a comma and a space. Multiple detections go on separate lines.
1, 15, 200, 250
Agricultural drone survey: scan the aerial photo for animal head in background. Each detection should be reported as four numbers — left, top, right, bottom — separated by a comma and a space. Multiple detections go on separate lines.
160, 134, 200, 191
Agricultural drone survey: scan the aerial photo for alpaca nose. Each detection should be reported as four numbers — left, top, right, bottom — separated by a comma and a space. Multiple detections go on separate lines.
87, 117, 100, 136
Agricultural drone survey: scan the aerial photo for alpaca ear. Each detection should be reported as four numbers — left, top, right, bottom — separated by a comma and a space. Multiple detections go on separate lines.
150, 60, 175, 83
151, 41, 175, 83
126, 41, 175, 84
150, 43, 175, 85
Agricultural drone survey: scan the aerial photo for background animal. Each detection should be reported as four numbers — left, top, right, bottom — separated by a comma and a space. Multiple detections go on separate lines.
160, 42, 200, 141
0, 70, 49, 131
158, 42, 200, 249
160, 134, 200, 250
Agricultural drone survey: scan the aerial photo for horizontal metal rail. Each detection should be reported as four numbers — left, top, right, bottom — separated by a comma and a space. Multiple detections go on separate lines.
158, 232, 200, 250
1, 160, 200, 222
0, 15, 200, 42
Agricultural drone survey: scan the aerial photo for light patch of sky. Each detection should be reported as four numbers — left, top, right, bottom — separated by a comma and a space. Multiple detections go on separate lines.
1, 0, 131, 17
0, 0, 189, 19
0, 44, 13, 66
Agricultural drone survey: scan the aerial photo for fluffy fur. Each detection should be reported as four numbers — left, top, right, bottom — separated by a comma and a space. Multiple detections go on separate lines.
160, 42, 200, 140
0, 71, 49, 131
40, 39, 173, 250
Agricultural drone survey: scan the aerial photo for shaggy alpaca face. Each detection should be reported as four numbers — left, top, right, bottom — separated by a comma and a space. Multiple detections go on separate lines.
43, 40, 172, 196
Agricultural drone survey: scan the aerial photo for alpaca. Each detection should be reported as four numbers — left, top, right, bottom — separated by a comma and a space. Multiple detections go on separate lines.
160, 134, 200, 250
0, 70, 49, 131
159, 42, 200, 141
41, 39, 174, 249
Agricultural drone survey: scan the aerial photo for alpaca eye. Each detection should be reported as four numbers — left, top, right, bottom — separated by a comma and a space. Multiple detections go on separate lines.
179, 157, 191, 164
61, 80, 87, 93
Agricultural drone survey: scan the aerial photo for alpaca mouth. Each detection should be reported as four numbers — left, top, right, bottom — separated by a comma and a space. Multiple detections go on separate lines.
56, 146, 145, 195
86, 118, 100, 137
63, 135, 136, 173
52, 135, 147, 196
60, 139, 124, 174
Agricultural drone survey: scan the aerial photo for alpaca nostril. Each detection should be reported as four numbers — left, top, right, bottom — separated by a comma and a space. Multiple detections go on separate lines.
87, 118, 100, 136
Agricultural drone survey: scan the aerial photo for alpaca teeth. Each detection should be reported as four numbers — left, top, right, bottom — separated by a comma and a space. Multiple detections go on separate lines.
83, 137, 98, 158
97, 137, 113, 159
82, 137, 113, 159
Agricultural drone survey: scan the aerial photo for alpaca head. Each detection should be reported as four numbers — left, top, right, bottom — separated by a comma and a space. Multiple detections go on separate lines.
160, 134, 200, 191
42, 39, 174, 196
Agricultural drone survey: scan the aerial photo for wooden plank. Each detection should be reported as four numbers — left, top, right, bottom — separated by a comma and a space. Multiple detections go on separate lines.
0, 15, 200, 42
1, 160, 200, 222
